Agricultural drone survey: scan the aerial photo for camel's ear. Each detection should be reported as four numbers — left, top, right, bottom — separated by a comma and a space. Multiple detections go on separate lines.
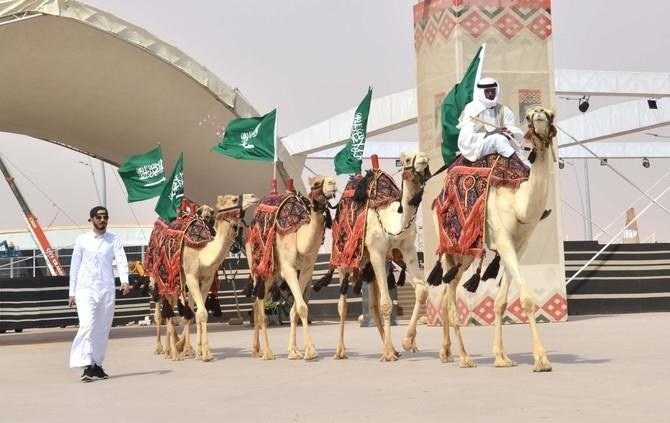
399, 152, 408, 164
307, 176, 316, 187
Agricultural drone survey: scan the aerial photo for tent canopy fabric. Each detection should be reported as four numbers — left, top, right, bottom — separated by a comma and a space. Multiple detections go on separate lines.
0, 0, 302, 205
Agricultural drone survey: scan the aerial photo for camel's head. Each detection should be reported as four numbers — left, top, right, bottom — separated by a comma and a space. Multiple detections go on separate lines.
214, 194, 259, 220
196, 204, 215, 222
525, 106, 556, 148
308, 175, 338, 200
400, 151, 431, 185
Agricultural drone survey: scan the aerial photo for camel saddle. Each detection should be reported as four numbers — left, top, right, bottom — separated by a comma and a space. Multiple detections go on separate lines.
246, 192, 311, 280
144, 215, 214, 297
433, 153, 529, 258
330, 170, 401, 269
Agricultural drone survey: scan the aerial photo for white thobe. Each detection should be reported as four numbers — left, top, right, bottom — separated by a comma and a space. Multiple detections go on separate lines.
69, 231, 128, 368
457, 102, 530, 167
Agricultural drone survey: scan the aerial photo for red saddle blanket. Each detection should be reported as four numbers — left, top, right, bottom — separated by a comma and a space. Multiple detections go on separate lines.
330, 170, 401, 269
433, 154, 529, 258
246, 192, 311, 280
144, 216, 213, 297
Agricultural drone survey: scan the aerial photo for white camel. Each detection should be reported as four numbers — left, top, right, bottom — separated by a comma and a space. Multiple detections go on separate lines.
334, 151, 430, 361
436, 106, 555, 371
248, 176, 337, 360
151, 194, 259, 361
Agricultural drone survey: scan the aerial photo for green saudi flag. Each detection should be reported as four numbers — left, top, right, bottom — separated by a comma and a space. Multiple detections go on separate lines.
212, 109, 276, 161
440, 45, 485, 166
117, 146, 166, 202
334, 87, 373, 175
154, 153, 184, 222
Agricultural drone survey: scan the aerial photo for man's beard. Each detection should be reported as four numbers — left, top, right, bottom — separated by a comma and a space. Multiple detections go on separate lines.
94, 222, 107, 231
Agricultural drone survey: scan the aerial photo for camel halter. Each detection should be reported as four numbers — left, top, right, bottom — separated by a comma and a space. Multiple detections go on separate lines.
308, 182, 334, 213
526, 111, 557, 163
215, 195, 246, 225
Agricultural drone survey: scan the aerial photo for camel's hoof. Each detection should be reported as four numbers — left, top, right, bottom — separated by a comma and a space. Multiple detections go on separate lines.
533, 356, 552, 372
439, 350, 454, 363
171, 355, 183, 362
303, 348, 318, 361
201, 352, 214, 362
459, 356, 477, 368
288, 350, 304, 360
261, 350, 275, 360
153, 345, 165, 355
494, 356, 517, 368
402, 338, 418, 353
380, 352, 399, 362
181, 348, 195, 359
333, 347, 348, 360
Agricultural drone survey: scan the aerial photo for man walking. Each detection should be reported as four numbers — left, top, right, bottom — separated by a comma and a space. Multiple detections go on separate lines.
68, 206, 130, 382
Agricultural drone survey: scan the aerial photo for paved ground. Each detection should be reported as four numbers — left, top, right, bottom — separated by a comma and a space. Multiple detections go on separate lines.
1, 312, 669, 422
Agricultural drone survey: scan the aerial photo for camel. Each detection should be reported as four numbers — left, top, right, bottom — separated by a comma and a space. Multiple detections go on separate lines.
151, 193, 259, 361
334, 151, 430, 361
247, 175, 337, 360
435, 106, 556, 371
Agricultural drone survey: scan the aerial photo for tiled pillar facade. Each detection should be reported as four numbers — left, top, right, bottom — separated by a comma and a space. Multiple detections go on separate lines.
414, 0, 567, 325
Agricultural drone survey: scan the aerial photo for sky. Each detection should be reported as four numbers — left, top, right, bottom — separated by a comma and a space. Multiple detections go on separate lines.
1, 0, 669, 246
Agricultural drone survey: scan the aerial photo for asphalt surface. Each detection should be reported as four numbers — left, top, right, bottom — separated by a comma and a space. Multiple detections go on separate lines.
1, 313, 669, 422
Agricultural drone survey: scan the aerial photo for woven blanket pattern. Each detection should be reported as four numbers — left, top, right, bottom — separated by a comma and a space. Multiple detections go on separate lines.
433, 153, 529, 258
330, 171, 401, 269
146, 216, 214, 297
247, 193, 311, 279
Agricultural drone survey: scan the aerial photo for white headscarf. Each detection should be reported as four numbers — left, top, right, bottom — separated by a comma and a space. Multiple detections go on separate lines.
475, 77, 500, 110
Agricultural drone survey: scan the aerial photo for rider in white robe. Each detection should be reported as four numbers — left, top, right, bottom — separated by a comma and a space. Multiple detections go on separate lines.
457, 77, 530, 167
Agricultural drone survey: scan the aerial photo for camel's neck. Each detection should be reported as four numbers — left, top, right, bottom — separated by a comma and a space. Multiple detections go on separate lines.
398, 172, 424, 227
296, 207, 327, 255
207, 218, 238, 262
517, 139, 551, 223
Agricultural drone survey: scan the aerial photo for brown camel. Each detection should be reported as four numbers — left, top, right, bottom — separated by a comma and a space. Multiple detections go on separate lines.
334, 151, 430, 361
435, 106, 556, 371
151, 194, 258, 361
247, 175, 337, 360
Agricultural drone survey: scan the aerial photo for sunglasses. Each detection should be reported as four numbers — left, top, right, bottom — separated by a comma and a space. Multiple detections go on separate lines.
93, 215, 109, 221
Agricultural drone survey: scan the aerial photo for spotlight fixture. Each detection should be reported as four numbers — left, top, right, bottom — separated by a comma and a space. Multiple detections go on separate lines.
578, 96, 590, 113
558, 158, 565, 169
648, 99, 658, 110
599, 158, 608, 166
642, 157, 650, 168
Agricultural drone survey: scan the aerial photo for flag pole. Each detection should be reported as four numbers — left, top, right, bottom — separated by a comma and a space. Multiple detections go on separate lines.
272, 106, 278, 192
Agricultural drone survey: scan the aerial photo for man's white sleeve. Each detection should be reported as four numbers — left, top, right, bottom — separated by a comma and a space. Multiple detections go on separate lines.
457, 107, 484, 161
113, 236, 129, 285
69, 237, 82, 296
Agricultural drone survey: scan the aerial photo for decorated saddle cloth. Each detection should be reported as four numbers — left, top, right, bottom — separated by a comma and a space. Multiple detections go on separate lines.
246, 192, 311, 279
433, 153, 529, 258
330, 170, 401, 269
145, 216, 214, 297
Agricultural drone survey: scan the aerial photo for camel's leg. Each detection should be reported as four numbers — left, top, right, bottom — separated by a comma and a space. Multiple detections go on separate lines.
334, 269, 349, 360
176, 295, 195, 359
493, 271, 516, 367
496, 237, 552, 372
368, 277, 384, 340
256, 293, 274, 360
297, 267, 318, 360
184, 275, 212, 362
153, 298, 165, 355
287, 300, 302, 360
283, 265, 317, 360
369, 252, 398, 362
438, 254, 455, 362
444, 255, 476, 368
401, 246, 427, 353
449, 279, 476, 368
250, 301, 261, 358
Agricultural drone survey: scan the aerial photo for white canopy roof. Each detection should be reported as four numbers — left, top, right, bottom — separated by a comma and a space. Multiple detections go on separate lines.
0, 0, 303, 205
